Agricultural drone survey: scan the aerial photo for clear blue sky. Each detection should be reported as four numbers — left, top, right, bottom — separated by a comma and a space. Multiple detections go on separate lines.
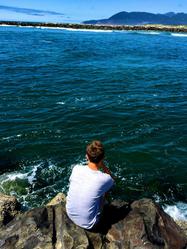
0, 0, 186, 23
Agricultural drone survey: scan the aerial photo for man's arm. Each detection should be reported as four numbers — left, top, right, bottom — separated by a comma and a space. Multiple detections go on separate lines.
100, 162, 115, 201
101, 163, 112, 175
100, 161, 115, 180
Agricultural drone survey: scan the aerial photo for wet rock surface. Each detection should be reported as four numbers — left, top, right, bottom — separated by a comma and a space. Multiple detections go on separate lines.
0, 193, 186, 249
106, 199, 187, 249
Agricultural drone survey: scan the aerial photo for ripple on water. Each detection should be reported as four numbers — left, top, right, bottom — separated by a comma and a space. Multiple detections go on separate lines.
0, 26, 186, 213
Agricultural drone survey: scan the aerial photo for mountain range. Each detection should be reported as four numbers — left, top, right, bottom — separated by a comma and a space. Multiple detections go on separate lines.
83, 12, 187, 25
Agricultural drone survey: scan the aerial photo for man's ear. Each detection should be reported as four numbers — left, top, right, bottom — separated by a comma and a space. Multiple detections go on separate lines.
86, 154, 89, 161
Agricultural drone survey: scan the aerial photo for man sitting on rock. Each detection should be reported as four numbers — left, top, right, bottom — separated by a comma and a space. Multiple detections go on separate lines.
66, 140, 114, 230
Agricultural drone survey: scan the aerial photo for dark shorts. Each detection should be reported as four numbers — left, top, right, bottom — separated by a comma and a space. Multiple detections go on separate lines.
87, 201, 131, 234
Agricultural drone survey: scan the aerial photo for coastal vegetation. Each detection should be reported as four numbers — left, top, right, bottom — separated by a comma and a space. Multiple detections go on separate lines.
0, 20, 187, 32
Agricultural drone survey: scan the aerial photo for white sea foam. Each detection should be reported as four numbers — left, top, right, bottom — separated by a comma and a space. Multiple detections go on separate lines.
171, 33, 187, 37
0, 24, 14, 27
139, 31, 160, 35
27, 164, 41, 184
0, 171, 28, 193
0, 24, 33, 28
0, 161, 65, 208
57, 101, 65, 105
2, 134, 22, 141
75, 97, 85, 102
36, 26, 62, 30
2, 135, 14, 141
0, 163, 41, 186
18, 25, 33, 28
42, 40, 53, 44
36, 26, 113, 33
164, 202, 187, 221
65, 28, 113, 33
1, 172, 28, 182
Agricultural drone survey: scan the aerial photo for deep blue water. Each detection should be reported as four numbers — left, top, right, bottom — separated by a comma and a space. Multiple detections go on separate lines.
0, 26, 187, 219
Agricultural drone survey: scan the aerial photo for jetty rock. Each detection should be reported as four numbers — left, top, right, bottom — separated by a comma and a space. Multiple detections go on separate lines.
0, 193, 20, 228
0, 193, 186, 249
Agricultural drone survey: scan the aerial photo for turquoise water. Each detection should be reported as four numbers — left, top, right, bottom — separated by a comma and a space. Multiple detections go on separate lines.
0, 26, 187, 218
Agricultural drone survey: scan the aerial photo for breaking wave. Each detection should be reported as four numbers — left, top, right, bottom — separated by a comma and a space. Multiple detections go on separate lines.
164, 202, 187, 221
171, 33, 187, 37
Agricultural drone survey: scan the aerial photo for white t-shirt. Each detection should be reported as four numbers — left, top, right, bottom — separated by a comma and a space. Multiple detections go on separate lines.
66, 165, 114, 229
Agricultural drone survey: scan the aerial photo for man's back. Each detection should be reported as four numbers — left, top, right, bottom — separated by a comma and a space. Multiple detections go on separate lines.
66, 165, 114, 229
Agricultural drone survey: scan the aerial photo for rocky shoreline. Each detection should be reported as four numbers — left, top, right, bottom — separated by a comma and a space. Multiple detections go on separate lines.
0, 21, 187, 33
0, 192, 186, 249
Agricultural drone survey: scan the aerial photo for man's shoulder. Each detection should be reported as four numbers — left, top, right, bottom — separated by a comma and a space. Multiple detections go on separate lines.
72, 164, 85, 171
96, 172, 114, 193
98, 171, 114, 184
70, 165, 85, 177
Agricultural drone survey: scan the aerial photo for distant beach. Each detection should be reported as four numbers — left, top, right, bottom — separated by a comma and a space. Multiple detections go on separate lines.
0, 20, 187, 33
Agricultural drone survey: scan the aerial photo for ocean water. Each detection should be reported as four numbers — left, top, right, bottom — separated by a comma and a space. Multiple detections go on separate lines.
0, 26, 187, 220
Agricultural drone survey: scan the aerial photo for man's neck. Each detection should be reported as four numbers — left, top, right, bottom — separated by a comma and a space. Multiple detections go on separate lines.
88, 162, 99, 171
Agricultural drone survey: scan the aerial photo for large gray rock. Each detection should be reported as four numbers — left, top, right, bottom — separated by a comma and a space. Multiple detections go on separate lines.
106, 199, 187, 249
0, 194, 186, 249
176, 220, 187, 237
0, 204, 89, 249
47, 193, 66, 207
0, 193, 20, 227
